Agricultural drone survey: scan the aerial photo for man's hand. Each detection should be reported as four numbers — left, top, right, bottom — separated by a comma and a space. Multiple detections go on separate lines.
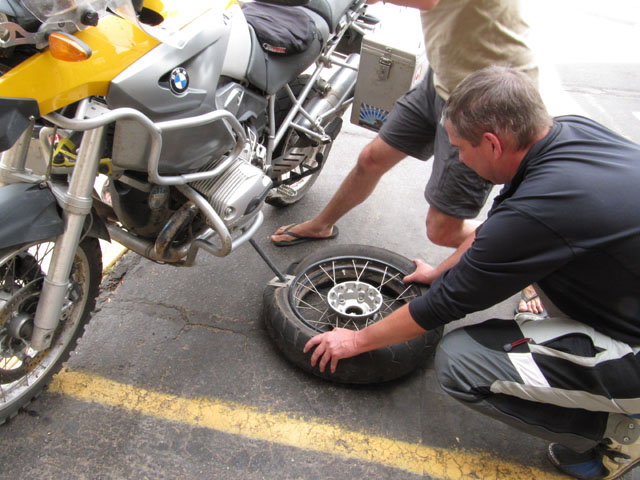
403, 258, 438, 285
303, 305, 427, 374
303, 328, 361, 373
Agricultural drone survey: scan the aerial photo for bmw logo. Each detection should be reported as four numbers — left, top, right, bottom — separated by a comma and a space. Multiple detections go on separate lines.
169, 67, 189, 95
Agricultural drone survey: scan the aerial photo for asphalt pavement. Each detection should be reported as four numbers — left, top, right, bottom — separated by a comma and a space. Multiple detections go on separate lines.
2, 119, 538, 479
2, 1, 640, 479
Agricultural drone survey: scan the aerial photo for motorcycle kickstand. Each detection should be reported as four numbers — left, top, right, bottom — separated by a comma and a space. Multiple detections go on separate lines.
248, 239, 293, 287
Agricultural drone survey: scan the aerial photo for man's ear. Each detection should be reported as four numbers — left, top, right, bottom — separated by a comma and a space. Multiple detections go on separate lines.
483, 132, 503, 158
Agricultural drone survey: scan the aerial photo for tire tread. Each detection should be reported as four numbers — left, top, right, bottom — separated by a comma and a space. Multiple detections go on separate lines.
263, 244, 442, 384
0, 238, 102, 424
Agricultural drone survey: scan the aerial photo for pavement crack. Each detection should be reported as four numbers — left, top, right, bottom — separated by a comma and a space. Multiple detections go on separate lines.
100, 298, 240, 322
99, 298, 260, 345
173, 321, 259, 341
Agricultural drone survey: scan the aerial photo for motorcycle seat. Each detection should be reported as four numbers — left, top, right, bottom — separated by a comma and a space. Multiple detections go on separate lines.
304, 0, 356, 33
254, 0, 356, 33
244, 7, 330, 94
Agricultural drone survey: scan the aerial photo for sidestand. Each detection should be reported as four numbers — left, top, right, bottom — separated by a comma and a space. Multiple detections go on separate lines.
248, 238, 292, 286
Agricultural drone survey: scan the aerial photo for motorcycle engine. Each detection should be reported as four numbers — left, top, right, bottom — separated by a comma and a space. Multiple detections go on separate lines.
190, 150, 272, 230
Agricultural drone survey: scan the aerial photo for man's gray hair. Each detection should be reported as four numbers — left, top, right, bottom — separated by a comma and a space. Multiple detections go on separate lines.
442, 66, 552, 150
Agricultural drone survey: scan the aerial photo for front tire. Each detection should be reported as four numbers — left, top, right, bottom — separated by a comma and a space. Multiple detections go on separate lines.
0, 237, 102, 423
263, 244, 442, 384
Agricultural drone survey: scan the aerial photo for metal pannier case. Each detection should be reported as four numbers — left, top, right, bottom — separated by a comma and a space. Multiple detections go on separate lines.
350, 32, 427, 132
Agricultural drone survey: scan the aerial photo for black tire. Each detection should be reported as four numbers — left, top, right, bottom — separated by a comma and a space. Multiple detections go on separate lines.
263, 244, 442, 384
0, 237, 102, 423
266, 76, 341, 208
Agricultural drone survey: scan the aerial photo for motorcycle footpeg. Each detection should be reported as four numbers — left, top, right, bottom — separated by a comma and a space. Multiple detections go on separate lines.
276, 185, 297, 198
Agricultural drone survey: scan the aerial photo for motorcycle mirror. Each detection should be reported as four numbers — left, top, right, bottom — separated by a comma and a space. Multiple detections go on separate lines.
48, 32, 92, 62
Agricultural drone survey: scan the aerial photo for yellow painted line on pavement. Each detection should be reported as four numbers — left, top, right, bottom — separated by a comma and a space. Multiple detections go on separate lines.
49, 370, 567, 480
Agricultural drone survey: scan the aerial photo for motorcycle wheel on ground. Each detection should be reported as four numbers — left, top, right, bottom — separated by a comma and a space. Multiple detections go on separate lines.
0, 237, 102, 423
263, 244, 442, 384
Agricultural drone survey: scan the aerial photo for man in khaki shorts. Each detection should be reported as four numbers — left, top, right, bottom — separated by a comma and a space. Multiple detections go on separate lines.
271, 0, 544, 314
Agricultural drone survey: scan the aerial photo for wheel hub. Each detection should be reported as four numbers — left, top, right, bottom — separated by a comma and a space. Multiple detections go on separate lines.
8, 312, 32, 342
327, 281, 383, 319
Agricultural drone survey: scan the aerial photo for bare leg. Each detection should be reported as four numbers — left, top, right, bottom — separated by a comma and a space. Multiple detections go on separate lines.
411, 209, 545, 314
271, 136, 406, 243
425, 205, 479, 248
404, 229, 476, 285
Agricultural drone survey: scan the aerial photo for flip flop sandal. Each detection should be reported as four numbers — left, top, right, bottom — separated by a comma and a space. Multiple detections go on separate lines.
515, 290, 548, 318
272, 224, 339, 247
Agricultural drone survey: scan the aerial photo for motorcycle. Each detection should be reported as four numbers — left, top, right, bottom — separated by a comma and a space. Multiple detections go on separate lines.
0, 0, 441, 422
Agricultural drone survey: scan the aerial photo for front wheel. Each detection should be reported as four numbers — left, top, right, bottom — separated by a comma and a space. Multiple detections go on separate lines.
0, 237, 102, 423
263, 244, 442, 384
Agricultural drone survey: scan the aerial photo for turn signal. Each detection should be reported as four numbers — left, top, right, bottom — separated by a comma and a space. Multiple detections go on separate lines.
48, 32, 92, 62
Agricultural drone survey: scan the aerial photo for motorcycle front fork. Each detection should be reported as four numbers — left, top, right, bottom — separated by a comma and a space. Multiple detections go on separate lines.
0, 124, 106, 351
0, 121, 290, 351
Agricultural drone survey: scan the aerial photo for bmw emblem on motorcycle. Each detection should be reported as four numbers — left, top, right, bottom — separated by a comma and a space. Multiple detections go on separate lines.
169, 67, 189, 95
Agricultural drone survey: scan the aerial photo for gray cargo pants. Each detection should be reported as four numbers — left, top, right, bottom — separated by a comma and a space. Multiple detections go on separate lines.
435, 308, 640, 452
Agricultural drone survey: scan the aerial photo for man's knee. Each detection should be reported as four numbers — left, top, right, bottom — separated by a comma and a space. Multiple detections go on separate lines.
435, 325, 512, 405
434, 329, 480, 403
356, 137, 404, 177
425, 208, 466, 247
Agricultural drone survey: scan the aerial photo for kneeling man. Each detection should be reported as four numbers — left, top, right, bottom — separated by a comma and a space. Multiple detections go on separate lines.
305, 66, 640, 480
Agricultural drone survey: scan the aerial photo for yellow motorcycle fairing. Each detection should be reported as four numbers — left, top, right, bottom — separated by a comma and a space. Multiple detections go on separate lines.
0, 15, 159, 116
0, 0, 231, 116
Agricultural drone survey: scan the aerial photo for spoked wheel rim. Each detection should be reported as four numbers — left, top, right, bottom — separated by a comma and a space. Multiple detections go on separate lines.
288, 255, 422, 333
0, 241, 90, 405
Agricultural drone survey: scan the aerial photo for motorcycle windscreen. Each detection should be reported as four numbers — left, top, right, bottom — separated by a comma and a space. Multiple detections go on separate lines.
21, 0, 112, 30
107, 0, 227, 49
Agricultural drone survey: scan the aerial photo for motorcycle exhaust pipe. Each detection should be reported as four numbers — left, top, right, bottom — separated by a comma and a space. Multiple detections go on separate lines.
295, 53, 360, 131
106, 222, 196, 264
154, 201, 199, 260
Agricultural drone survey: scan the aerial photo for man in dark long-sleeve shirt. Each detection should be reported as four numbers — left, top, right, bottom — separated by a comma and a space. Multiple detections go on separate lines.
304, 66, 640, 480
411, 114, 640, 342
